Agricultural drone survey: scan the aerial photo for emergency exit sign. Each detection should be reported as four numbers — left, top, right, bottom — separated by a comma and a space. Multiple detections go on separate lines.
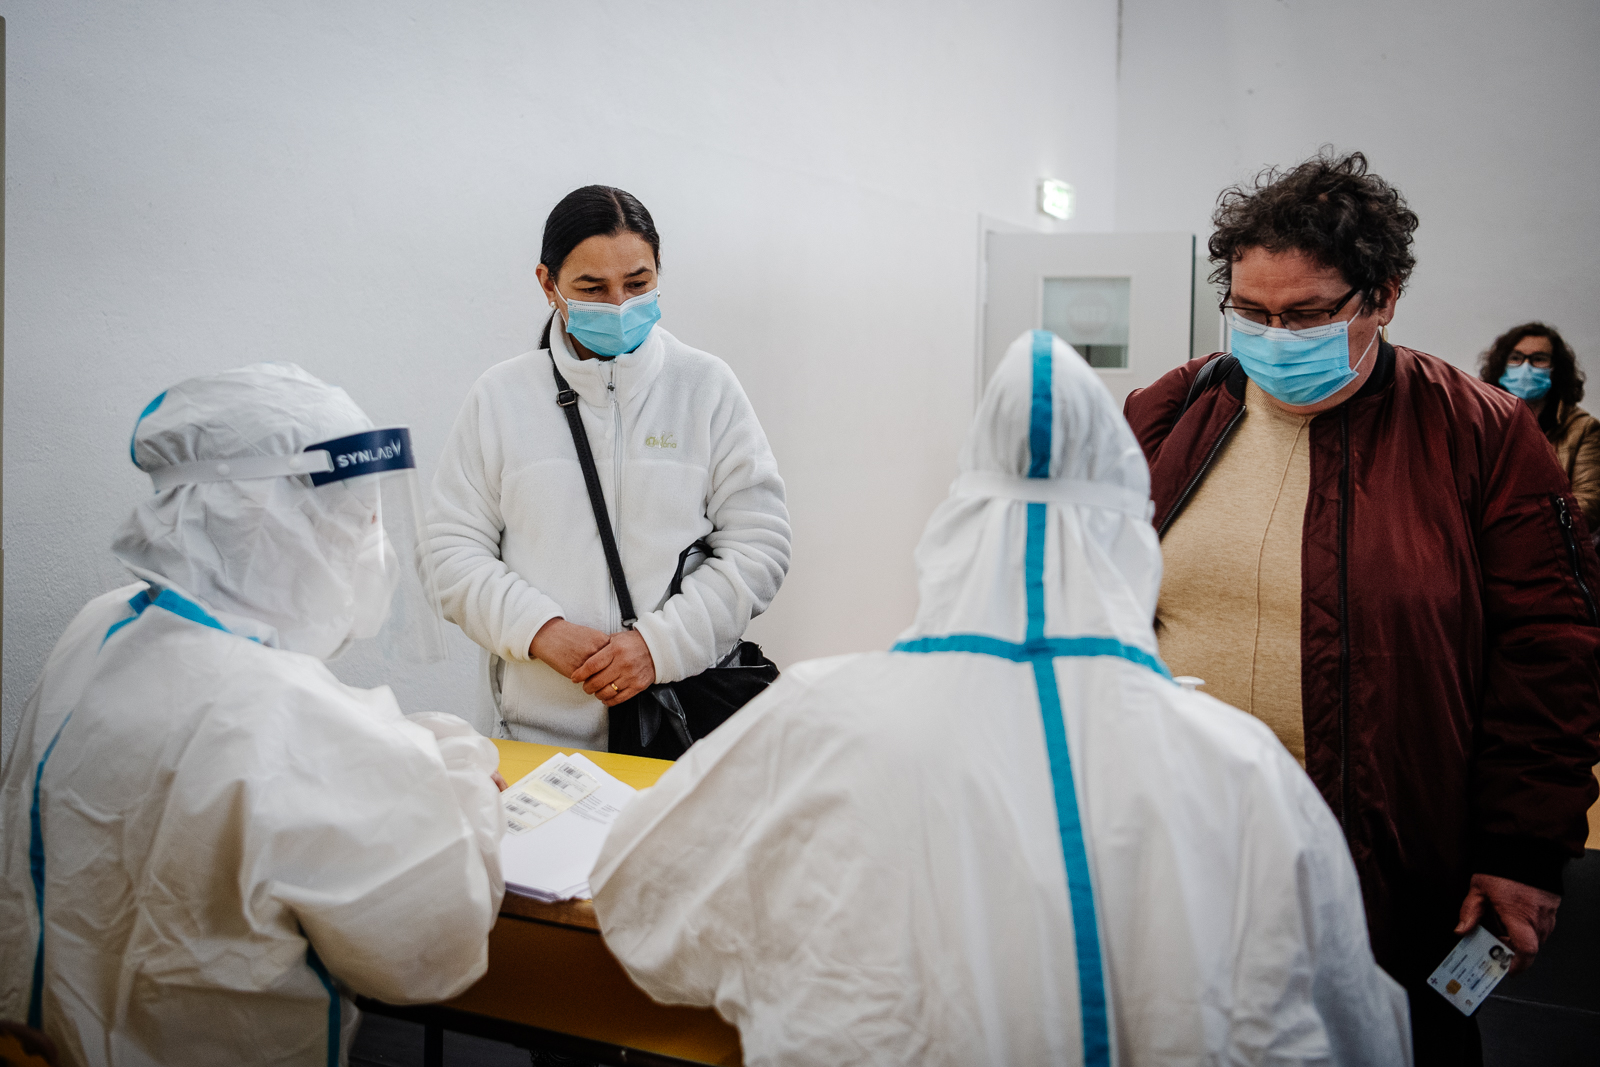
1038, 179, 1075, 220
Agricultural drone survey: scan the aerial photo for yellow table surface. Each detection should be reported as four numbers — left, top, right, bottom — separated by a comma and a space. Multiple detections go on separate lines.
437, 738, 742, 1066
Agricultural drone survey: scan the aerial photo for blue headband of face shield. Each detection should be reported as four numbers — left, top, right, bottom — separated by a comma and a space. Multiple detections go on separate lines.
306, 428, 416, 485
144, 428, 416, 491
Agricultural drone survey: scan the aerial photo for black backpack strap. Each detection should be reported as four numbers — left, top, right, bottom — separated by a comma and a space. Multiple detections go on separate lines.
549, 356, 638, 627
1176, 354, 1238, 422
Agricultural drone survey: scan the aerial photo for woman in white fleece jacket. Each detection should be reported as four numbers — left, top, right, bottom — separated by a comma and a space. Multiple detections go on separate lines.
427, 186, 791, 751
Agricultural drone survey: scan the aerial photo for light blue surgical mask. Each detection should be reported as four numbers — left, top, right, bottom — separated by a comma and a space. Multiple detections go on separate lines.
1228, 313, 1377, 408
1499, 362, 1552, 401
559, 286, 661, 357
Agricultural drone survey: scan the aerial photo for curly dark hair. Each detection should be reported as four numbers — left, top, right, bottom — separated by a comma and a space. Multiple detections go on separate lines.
1208, 150, 1419, 312
1480, 322, 1583, 429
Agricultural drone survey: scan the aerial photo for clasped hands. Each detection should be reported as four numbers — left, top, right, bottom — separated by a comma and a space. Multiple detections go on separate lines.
530, 617, 656, 707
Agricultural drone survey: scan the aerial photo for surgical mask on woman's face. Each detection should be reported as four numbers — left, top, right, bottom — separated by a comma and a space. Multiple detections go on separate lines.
349, 513, 400, 640
1229, 313, 1378, 407
559, 285, 661, 357
1500, 361, 1553, 401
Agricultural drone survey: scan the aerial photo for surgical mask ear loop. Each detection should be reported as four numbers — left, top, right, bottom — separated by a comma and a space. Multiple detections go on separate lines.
1351, 326, 1379, 376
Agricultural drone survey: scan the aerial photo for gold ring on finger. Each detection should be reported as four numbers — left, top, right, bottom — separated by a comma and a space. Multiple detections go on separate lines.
611, 683, 621, 693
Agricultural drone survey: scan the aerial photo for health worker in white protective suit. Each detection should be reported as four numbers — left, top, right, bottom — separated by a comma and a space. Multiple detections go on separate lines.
0, 364, 505, 1067
591, 331, 1413, 1066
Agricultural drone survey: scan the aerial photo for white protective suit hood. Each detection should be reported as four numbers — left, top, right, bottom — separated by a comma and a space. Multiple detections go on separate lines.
592, 331, 1410, 1067
905, 328, 1161, 650
113, 363, 378, 659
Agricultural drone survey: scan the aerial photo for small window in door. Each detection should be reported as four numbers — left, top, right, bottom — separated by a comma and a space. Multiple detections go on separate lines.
1042, 277, 1130, 369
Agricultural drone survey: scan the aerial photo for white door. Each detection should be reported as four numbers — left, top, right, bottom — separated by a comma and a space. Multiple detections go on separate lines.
982, 232, 1201, 408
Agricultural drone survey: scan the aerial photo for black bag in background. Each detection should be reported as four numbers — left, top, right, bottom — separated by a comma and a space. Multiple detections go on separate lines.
550, 357, 779, 760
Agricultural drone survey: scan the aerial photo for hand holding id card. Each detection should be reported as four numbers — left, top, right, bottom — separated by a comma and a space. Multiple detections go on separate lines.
1428, 925, 1515, 1016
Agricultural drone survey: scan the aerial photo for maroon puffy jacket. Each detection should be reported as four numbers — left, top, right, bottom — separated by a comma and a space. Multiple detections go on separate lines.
1125, 341, 1600, 980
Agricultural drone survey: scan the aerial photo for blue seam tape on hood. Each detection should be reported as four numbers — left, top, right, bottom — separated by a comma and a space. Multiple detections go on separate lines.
28, 713, 73, 1029
1028, 331, 1053, 478
128, 391, 168, 466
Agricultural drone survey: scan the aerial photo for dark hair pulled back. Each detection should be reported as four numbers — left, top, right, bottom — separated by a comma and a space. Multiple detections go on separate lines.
539, 185, 660, 350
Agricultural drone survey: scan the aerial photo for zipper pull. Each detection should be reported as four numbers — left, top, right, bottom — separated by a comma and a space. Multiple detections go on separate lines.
1559, 496, 1573, 528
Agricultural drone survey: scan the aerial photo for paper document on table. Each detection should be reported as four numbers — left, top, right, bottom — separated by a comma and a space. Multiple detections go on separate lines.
501, 754, 600, 835
499, 752, 637, 902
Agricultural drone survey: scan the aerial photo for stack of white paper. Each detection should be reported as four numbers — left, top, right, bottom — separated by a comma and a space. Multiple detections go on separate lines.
498, 752, 637, 902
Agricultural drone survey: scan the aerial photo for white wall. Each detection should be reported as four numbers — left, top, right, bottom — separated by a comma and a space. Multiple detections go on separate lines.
1116, 0, 1600, 382
2, 1, 1119, 750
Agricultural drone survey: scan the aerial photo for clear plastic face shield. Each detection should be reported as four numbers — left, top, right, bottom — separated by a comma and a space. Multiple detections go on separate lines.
147, 426, 447, 663
306, 428, 447, 663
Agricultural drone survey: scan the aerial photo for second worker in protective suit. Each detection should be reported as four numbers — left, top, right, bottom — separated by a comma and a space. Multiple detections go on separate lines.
591, 331, 1412, 1066
0, 363, 505, 1067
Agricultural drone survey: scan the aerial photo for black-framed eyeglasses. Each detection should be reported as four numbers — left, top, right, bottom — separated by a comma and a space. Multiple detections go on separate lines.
1506, 351, 1553, 369
1221, 287, 1362, 331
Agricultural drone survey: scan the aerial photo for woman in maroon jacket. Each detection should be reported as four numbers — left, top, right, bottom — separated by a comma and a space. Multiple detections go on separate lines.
1124, 151, 1600, 1067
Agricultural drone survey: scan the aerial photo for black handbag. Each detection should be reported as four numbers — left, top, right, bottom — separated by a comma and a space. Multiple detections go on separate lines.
550, 357, 779, 759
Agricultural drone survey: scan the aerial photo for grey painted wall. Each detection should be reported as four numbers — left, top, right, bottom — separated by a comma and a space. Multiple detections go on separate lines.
1115, 0, 1600, 381
2, 1, 1119, 752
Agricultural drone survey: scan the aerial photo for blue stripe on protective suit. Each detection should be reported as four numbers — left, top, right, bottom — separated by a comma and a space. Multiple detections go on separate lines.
306, 947, 341, 1067
28, 713, 73, 1029
1026, 502, 1049, 644
101, 589, 155, 645
1030, 654, 1110, 1063
45, 590, 244, 1027
892, 633, 1171, 680
102, 588, 245, 646
1028, 331, 1054, 479
889, 334, 1169, 1066
129, 391, 168, 465
149, 589, 234, 634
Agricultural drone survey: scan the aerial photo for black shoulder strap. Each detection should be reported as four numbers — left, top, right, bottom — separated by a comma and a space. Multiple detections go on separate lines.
550, 356, 638, 627
669, 539, 716, 599
1176, 354, 1238, 422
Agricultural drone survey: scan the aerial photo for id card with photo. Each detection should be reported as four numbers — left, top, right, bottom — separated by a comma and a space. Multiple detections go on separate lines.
1427, 925, 1514, 1016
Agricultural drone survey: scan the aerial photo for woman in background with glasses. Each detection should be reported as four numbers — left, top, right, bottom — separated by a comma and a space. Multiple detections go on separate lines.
1482, 322, 1600, 528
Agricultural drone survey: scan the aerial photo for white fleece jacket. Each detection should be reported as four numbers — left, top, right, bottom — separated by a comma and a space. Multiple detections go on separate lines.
427, 323, 791, 749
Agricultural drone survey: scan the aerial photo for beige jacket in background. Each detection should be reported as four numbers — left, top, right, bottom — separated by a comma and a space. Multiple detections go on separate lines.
1549, 400, 1600, 530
